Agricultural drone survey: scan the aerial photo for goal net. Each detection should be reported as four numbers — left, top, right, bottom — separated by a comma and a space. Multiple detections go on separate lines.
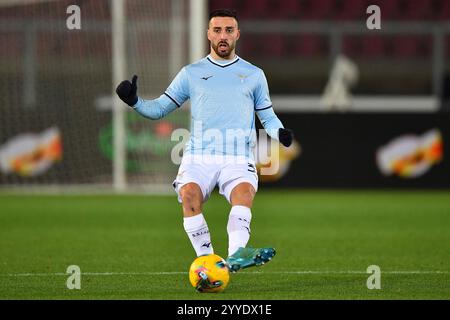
0, 0, 191, 193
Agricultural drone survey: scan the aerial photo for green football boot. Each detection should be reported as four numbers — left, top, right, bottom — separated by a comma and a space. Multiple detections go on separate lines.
226, 247, 276, 273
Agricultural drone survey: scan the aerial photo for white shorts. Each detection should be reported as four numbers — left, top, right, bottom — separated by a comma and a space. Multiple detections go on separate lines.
172, 155, 258, 204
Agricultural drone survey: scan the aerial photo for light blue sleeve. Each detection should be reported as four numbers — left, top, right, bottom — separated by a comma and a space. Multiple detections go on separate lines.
256, 107, 284, 140
253, 70, 272, 110
132, 67, 190, 120
133, 95, 178, 120
254, 70, 283, 140
165, 67, 190, 107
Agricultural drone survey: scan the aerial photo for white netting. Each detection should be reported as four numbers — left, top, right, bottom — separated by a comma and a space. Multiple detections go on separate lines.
0, 0, 190, 190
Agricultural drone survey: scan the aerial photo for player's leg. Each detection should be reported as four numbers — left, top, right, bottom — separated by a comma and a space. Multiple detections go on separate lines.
230, 182, 256, 208
179, 182, 203, 217
218, 164, 276, 272
226, 182, 275, 271
179, 182, 214, 257
227, 182, 255, 256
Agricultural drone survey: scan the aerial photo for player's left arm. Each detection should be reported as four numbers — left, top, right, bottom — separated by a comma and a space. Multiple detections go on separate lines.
256, 107, 293, 147
254, 71, 294, 147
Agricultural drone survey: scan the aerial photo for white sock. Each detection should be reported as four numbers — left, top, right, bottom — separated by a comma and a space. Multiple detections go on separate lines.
183, 213, 214, 257
227, 205, 252, 257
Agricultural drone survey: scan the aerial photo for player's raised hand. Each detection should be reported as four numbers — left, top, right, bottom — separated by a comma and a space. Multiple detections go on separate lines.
278, 128, 294, 147
116, 75, 138, 107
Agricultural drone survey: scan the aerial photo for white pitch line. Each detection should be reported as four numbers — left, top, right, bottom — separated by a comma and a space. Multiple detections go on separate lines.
263, 271, 450, 275
1, 270, 448, 277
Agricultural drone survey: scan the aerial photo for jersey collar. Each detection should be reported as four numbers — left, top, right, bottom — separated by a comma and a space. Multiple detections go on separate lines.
206, 54, 240, 68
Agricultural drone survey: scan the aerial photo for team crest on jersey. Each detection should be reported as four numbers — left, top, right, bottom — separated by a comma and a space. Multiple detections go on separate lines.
237, 74, 248, 83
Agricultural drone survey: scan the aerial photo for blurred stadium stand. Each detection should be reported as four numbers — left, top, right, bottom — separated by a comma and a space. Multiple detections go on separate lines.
211, 0, 450, 21
1, 0, 448, 98
0, 0, 449, 190
210, 0, 450, 102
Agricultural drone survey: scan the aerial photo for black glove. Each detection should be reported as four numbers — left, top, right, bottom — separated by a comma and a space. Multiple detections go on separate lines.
278, 128, 294, 147
116, 75, 138, 107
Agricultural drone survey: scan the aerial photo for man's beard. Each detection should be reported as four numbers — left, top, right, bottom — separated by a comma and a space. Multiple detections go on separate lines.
212, 41, 235, 59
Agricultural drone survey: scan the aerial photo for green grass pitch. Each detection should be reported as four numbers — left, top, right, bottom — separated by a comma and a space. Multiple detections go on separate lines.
0, 190, 449, 299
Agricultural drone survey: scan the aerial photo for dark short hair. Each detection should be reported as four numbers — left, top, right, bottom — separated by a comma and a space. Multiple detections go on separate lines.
209, 9, 237, 21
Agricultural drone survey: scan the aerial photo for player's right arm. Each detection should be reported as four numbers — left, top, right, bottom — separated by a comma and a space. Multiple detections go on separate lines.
116, 68, 189, 120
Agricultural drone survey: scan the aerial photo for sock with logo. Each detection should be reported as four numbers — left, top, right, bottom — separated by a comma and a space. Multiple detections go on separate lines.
183, 213, 214, 257
227, 205, 252, 257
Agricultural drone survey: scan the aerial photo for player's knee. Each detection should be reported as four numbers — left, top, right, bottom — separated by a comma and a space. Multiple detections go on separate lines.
232, 193, 254, 207
230, 183, 255, 207
180, 183, 203, 211
180, 183, 202, 199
